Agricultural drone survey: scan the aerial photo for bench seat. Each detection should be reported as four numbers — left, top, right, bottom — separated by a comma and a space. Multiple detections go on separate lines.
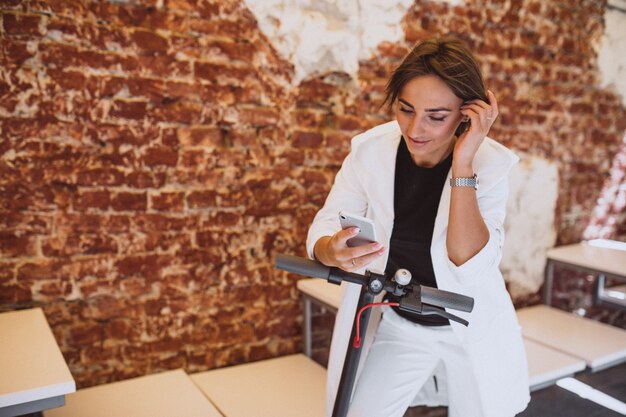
517, 305, 626, 371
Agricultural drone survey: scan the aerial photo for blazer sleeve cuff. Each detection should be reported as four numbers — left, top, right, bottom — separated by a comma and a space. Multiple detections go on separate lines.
444, 226, 503, 283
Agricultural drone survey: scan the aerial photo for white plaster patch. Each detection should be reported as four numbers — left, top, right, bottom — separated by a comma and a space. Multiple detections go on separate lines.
244, 0, 463, 83
597, 0, 626, 106
501, 154, 559, 298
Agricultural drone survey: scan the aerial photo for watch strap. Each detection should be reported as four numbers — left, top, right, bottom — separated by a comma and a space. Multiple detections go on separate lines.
450, 174, 478, 190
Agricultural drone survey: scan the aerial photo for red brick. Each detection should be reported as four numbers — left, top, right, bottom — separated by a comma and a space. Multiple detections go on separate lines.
115, 254, 161, 278
187, 190, 217, 208
133, 214, 188, 232
127, 78, 166, 101
145, 232, 191, 253
0, 232, 38, 257
0, 283, 31, 303
292, 130, 323, 148
110, 99, 148, 120
237, 107, 280, 127
111, 192, 147, 211
138, 54, 192, 78
3, 13, 43, 35
131, 29, 168, 54
189, 16, 252, 38
41, 233, 118, 257
205, 39, 254, 63
4, 39, 35, 64
177, 125, 223, 147
39, 43, 139, 72
334, 115, 364, 131
293, 110, 328, 128
163, 81, 203, 99
73, 190, 110, 211
298, 78, 337, 103
76, 168, 125, 186
150, 191, 185, 211
377, 41, 409, 59
17, 260, 62, 283
194, 62, 252, 83
150, 99, 203, 124
68, 322, 102, 346
142, 146, 178, 166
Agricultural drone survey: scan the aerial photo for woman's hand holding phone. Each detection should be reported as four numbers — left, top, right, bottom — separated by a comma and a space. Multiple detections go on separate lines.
313, 213, 385, 272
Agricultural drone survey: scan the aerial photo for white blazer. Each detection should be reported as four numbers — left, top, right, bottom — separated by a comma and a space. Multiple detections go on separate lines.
307, 121, 530, 417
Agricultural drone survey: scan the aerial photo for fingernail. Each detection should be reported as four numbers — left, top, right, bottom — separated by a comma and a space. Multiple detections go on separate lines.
352, 227, 360, 235
372, 243, 382, 250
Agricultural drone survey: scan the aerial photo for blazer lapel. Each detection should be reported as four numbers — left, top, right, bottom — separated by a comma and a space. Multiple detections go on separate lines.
367, 134, 401, 244
432, 168, 453, 244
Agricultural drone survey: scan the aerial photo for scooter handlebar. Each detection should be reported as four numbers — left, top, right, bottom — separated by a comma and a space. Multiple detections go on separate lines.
420, 286, 474, 313
275, 254, 331, 280
275, 254, 474, 313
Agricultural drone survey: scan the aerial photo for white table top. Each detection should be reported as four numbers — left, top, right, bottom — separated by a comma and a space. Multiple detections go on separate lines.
524, 339, 586, 390
546, 241, 626, 277
0, 308, 75, 408
518, 305, 626, 371
191, 354, 326, 417
297, 279, 342, 310
44, 370, 221, 417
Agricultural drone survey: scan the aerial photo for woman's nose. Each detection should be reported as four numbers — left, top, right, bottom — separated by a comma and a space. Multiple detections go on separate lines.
408, 116, 423, 137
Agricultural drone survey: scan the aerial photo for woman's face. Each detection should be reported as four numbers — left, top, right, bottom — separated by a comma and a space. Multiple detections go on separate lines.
396, 75, 465, 167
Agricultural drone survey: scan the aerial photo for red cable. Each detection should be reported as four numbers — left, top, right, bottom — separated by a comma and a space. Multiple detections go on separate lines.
353, 302, 399, 348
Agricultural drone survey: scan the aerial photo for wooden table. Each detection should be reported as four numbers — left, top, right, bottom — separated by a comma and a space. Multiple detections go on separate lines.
544, 241, 626, 308
0, 308, 75, 417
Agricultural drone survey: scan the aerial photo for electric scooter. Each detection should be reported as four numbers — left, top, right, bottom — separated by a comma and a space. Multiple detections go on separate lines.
275, 254, 475, 417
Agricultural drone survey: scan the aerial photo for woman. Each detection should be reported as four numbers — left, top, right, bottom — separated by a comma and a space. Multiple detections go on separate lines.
306, 37, 530, 417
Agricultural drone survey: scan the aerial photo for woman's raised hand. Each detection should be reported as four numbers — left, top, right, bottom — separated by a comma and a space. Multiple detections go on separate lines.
454, 90, 499, 167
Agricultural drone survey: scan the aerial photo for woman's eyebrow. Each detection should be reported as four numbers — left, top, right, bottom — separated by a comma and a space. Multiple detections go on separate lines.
398, 99, 451, 112
398, 98, 414, 108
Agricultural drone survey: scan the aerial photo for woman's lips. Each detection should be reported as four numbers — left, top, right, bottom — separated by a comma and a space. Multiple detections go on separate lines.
408, 137, 431, 146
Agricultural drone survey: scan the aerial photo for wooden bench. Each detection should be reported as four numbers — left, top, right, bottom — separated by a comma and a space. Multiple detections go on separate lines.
517, 304, 626, 372
44, 370, 222, 417
191, 354, 326, 417
524, 339, 585, 391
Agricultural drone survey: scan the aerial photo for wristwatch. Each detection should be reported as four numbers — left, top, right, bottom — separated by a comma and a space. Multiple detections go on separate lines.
450, 174, 479, 190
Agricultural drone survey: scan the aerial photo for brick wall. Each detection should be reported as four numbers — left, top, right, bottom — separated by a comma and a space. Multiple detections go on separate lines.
1, 0, 624, 387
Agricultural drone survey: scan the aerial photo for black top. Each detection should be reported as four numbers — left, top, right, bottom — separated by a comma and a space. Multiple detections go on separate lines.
385, 138, 452, 326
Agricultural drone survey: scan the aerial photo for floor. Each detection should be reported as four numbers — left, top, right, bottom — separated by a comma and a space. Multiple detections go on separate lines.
404, 361, 626, 416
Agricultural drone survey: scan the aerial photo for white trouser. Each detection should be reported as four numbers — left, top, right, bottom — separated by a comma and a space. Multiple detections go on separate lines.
348, 307, 484, 417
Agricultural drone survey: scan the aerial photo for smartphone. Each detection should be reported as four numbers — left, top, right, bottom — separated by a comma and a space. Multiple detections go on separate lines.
339, 211, 378, 247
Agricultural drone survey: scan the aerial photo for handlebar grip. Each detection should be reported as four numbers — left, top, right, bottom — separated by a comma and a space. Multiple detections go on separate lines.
420, 286, 474, 312
275, 254, 331, 280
